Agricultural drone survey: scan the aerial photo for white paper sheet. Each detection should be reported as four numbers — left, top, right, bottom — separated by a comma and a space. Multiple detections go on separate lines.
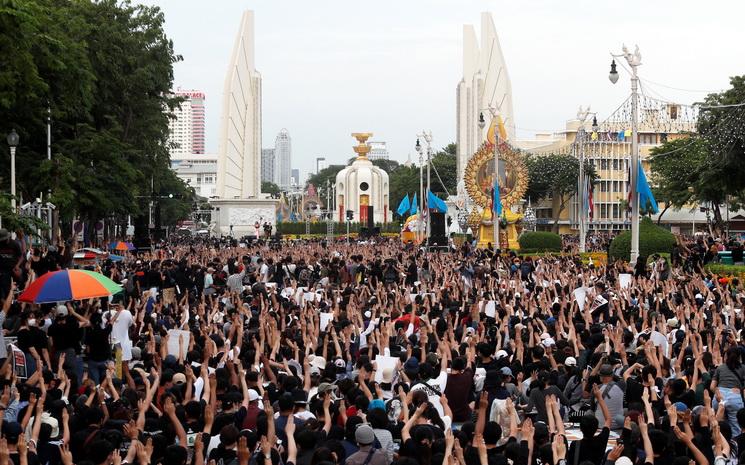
485, 301, 497, 318
574, 288, 587, 311
320, 312, 334, 332
619, 273, 632, 289
167, 329, 191, 358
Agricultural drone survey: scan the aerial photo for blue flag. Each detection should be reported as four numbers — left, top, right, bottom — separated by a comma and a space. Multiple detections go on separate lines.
396, 195, 410, 216
636, 160, 659, 214
493, 176, 503, 216
427, 190, 448, 213
410, 193, 418, 215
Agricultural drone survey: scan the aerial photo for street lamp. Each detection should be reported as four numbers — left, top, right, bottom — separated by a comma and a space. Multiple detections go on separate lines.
608, 59, 619, 84
415, 138, 423, 244
609, 46, 642, 263
6, 129, 19, 211
418, 131, 433, 247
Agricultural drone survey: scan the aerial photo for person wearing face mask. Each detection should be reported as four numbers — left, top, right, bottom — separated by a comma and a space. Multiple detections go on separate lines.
16, 310, 51, 374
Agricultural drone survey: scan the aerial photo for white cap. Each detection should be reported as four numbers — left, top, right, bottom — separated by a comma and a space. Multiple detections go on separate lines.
496, 350, 508, 360
616, 458, 633, 465
564, 357, 577, 367
248, 389, 260, 402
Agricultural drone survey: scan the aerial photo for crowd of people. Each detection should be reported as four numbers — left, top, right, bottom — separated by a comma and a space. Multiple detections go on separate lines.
0, 226, 744, 465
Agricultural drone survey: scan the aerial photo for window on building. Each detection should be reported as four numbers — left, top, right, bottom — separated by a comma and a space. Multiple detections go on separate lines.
600, 204, 608, 219
612, 204, 619, 218
669, 105, 679, 120
600, 159, 609, 170
612, 159, 619, 170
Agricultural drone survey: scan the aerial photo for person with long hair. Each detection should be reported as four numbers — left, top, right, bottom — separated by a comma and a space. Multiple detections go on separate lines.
712, 346, 745, 435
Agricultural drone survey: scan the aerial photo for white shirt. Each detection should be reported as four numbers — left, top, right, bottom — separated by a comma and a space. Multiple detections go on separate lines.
110, 309, 134, 360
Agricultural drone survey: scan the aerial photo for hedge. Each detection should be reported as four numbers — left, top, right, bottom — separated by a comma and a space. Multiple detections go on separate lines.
275, 222, 400, 235
609, 217, 675, 262
518, 231, 562, 252
705, 263, 745, 279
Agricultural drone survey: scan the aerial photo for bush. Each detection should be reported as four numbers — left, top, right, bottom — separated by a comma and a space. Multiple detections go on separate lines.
705, 263, 745, 279
609, 217, 675, 262
518, 231, 562, 252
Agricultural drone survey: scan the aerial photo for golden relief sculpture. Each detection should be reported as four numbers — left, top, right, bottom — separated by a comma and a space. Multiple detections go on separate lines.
463, 139, 529, 250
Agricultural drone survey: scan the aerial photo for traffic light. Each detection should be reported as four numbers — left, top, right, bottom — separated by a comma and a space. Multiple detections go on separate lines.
346, 210, 354, 221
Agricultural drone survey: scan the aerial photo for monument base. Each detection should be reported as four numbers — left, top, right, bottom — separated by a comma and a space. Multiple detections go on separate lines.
209, 198, 279, 237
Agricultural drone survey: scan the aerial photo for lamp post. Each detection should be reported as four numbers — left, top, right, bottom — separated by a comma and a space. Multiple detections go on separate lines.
609, 46, 642, 263
415, 138, 424, 244
478, 110, 499, 251
576, 110, 598, 253
6, 129, 19, 211
418, 131, 433, 246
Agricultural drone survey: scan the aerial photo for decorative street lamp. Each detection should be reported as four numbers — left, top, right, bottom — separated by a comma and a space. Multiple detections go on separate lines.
609, 45, 642, 263
6, 129, 19, 211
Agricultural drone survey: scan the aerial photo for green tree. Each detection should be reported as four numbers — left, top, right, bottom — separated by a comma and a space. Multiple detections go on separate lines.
1, 0, 181, 239
525, 153, 597, 232
648, 137, 704, 224
430, 143, 457, 196
261, 181, 280, 197
306, 165, 345, 206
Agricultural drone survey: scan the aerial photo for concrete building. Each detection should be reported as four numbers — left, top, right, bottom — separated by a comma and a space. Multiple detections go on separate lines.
291, 169, 300, 188
335, 133, 390, 224
368, 141, 389, 161
171, 154, 218, 198
456, 13, 515, 190
261, 149, 275, 183
520, 100, 701, 233
275, 129, 292, 190
168, 89, 206, 155
212, 10, 277, 236
316, 157, 327, 174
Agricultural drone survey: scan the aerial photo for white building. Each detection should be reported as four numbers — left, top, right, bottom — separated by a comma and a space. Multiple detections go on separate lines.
368, 141, 389, 161
215, 11, 262, 199
275, 129, 292, 190
335, 133, 390, 224
171, 154, 218, 198
261, 148, 275, 183
212, 10, 277, 236
168, 89, 206, 155
456, 12, 515, 188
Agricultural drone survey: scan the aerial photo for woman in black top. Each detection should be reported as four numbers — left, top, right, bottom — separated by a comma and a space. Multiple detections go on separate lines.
85, 312, 113, 384
16, 310, 49, 374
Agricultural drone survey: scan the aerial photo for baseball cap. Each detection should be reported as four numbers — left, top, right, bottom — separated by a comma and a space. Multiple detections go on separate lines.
309, 366, 322, 377
309, 355, 327, 370
292, 389, 308, 405
500, 367, 513, 377
248, 389, 260, 402
564, 357, 577, 367
355, 424, 375, 445
56, 305, 68, 316
599, 364, 613, 377
317, 383, 337, 395
674, 402, 689, 412
404, 357, 420, 373
616, 458, 633, 465
172, 373, 186, 385
381, 368, 394, 384
496, 350, 509, 360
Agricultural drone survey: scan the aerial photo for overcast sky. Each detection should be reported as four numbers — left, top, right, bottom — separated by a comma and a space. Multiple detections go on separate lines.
144, 0, 745, 181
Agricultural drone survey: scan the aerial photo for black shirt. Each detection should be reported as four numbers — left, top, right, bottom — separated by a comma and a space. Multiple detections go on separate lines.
567, 426, 610, 465
0, 240, 21, 273
48, 317, 81, 352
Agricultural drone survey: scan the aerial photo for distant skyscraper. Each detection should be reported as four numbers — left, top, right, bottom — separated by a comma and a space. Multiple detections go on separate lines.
216, 11, 262, 198
275, 129, 291, 189
261, 149, 275, 183
316, 157, 327, 174
456, 13, 515, 189
368, 141, 389, 161
168, 89, 206, 155
291, 169, 300, 187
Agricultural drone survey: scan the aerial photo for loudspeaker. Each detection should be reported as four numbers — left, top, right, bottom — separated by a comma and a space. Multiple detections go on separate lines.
428, 212, 447, 246
367, 206, 374, 229
359, 227, 369, 238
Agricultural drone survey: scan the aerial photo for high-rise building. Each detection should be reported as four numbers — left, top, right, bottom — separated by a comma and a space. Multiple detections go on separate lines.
261, 149, 275, 184
168, 89, 206, 155
316, 157, 326, 174
456, 13, 515, 190
368, 141, 389, 161
291, 169, 300, 187
216, 11, 262, 199
275, 129, 291, 189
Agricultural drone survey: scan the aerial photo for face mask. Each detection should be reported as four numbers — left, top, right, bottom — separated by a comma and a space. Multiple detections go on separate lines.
27, 319, 37, 327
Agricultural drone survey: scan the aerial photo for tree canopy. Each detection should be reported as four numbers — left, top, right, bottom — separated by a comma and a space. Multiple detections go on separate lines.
0, 0, 185, 235
649, 75, 745, 232
525, 153, 597, 232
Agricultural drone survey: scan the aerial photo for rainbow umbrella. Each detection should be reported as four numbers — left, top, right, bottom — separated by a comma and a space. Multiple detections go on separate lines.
19, 270, 122, 304
109, 241, 133, 251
